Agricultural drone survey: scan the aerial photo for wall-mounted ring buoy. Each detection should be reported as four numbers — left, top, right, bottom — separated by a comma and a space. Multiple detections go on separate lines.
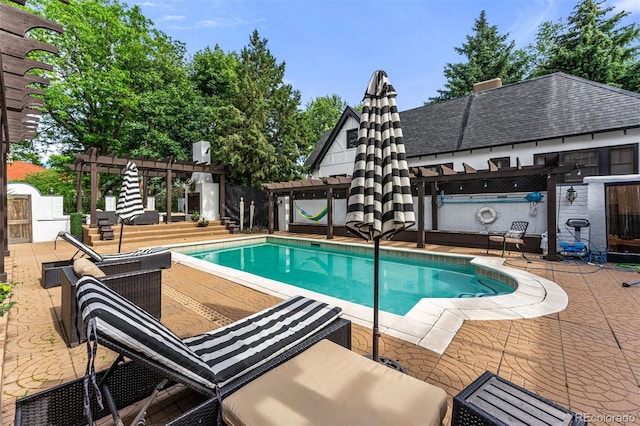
477, 206, 498, 224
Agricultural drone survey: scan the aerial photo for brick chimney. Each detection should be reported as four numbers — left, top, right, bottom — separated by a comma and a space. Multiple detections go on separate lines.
473, 78, 502, 93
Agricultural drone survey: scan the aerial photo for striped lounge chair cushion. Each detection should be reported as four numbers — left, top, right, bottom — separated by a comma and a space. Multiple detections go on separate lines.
76, 276, 342, 390
101, 246, 169, 262
184, 296, 343, 388
77, 276, 217, 388
58, 231, 169, 263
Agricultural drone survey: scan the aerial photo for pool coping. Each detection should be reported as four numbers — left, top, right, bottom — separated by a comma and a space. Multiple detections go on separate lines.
167, 235, 568, 354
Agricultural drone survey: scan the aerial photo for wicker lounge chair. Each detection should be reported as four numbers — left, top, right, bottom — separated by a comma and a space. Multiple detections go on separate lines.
15, 276, 350, 425
59, 259, 162, 347
16, 276, 448, 425
41, 231, 171, 288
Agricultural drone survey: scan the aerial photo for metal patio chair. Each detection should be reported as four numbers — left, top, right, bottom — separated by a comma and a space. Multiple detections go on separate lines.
487, 221, 530, 261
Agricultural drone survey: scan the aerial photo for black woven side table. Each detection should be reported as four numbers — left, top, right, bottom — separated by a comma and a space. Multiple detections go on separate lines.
452, 371, 586, 426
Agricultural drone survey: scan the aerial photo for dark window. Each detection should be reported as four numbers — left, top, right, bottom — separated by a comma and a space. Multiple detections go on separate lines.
610, 146, 634, 175
346, 129, 359, 149
563, 149, 598, 182
490, 157, 510, 169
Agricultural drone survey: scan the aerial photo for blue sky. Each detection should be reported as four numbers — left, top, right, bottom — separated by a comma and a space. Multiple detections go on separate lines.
133, 0, 639, 111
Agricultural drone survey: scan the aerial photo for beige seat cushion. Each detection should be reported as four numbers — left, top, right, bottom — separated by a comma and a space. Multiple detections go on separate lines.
222, 339, 448, 426
488, 235, 524, 244
73, 258, 106, 278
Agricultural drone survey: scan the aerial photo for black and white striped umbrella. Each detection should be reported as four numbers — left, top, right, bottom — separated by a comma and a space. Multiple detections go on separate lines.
115, 161, 144, 252
345, 70, 415, 365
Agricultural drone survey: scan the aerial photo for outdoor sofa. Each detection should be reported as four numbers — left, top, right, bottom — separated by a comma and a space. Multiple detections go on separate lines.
40, 231, 171, 288
15, 276, 448, 425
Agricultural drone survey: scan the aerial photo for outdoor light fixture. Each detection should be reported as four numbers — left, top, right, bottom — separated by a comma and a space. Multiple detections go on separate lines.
566, 186, 577, 204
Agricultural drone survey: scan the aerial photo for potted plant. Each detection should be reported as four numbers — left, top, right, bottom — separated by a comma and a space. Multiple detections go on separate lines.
190, 211, 200, 222
197, 216, 209, 227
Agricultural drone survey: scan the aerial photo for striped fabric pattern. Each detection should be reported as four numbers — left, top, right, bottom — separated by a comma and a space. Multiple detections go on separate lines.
184, 295, 342, 388
102, 246, 169, 262
76, 276, 218, 389
115, 161, 145, 223
346, 70, 415, 241
57, 231, 168, 263
76, 277, 342, 391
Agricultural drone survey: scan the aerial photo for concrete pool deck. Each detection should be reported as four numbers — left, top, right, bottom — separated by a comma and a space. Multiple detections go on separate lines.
171, 235, 569, 354
2, 231, 640, 424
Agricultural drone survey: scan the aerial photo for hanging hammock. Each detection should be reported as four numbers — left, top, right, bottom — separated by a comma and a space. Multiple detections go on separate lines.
295, 204, 328, 222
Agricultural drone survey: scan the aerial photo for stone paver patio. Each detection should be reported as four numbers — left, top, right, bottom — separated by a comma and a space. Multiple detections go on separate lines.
2, 232, 640, 425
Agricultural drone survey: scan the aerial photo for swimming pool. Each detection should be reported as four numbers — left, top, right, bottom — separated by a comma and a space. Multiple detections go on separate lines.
180, 239, 515, 315
170, 235, 568, 354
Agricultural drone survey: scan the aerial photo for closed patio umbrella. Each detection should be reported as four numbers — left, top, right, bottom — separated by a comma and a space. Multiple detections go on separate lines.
115, 161, 145, 253
346, 70, 415, 366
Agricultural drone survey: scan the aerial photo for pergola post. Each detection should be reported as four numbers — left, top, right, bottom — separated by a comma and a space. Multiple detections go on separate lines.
268, 191, 274, 234
430, 182, 439, 231
546, 174, 559, 261
0, 142, 7, 280
288, 191, 294, 228
89, 161, 98, 228
327, 187, 333, 240
166, 168, 172, 223
417, 182, 425, 248
75, 169, 82, 213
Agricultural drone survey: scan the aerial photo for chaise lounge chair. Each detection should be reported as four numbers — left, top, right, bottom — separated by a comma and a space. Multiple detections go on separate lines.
40, 231, 172, 288
16, 276, 448, 425
59, 258, 162, 347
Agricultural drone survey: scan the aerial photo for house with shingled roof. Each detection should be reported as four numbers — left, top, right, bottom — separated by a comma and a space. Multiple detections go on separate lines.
304, 72, 640, 262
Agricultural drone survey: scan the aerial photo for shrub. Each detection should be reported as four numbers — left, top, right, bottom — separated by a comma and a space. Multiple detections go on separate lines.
0, 281, 17, 317
70, 212, 84, 237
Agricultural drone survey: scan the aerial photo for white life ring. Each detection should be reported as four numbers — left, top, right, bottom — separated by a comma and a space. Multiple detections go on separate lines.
477, 206, 498, 224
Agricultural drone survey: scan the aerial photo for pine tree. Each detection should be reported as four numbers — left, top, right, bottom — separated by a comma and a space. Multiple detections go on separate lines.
210, 30, 307, 187
429, 10, 528, 103
533, 0, 640, 92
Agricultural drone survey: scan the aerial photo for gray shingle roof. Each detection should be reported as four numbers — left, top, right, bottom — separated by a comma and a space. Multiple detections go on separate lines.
402, 72, 640, 158
309, 73, 640, 170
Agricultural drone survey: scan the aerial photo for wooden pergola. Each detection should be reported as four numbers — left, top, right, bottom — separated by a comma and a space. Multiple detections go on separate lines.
1, 0, 67, 281
264, 160, 576, 261
68, 148, 227, 227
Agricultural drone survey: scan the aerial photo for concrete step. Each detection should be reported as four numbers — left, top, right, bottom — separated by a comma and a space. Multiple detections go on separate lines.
83, 220, 232, 248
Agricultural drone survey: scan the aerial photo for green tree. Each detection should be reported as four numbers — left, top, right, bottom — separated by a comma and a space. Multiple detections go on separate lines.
208, 31, 307, 187
301, 95, 348, 152
191, 45, 239, 101
430, 10, 529, 102
531, 0, 640, 92
31, 0, 201, 159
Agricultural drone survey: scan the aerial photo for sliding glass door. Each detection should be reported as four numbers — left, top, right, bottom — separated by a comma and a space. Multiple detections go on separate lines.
607, 183, 640, 256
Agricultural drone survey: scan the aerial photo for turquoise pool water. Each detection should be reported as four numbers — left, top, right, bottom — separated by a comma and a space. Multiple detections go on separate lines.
186, 240, 515, 315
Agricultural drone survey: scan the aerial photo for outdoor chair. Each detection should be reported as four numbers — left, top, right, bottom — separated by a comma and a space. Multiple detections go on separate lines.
59, 258, 162, 347
487, 220, 530, 261
15, 276, 350, 425
41, 231, 172, 288
15, 276, 448, 426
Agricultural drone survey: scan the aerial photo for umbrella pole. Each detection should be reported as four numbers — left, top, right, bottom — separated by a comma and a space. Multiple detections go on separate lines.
117, 222, 124, 253
373, 238, 380, 362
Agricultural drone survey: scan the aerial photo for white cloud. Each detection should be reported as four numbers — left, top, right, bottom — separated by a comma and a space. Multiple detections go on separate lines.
158, 15, 185, 22
506, 0, 559, 47
611, 0, 640, 13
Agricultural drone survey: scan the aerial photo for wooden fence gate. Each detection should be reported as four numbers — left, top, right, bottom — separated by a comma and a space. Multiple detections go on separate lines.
8, 195, 32, 244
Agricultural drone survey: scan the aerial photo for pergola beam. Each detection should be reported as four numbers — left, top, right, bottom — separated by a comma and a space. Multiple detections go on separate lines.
71, 148, 227, 227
